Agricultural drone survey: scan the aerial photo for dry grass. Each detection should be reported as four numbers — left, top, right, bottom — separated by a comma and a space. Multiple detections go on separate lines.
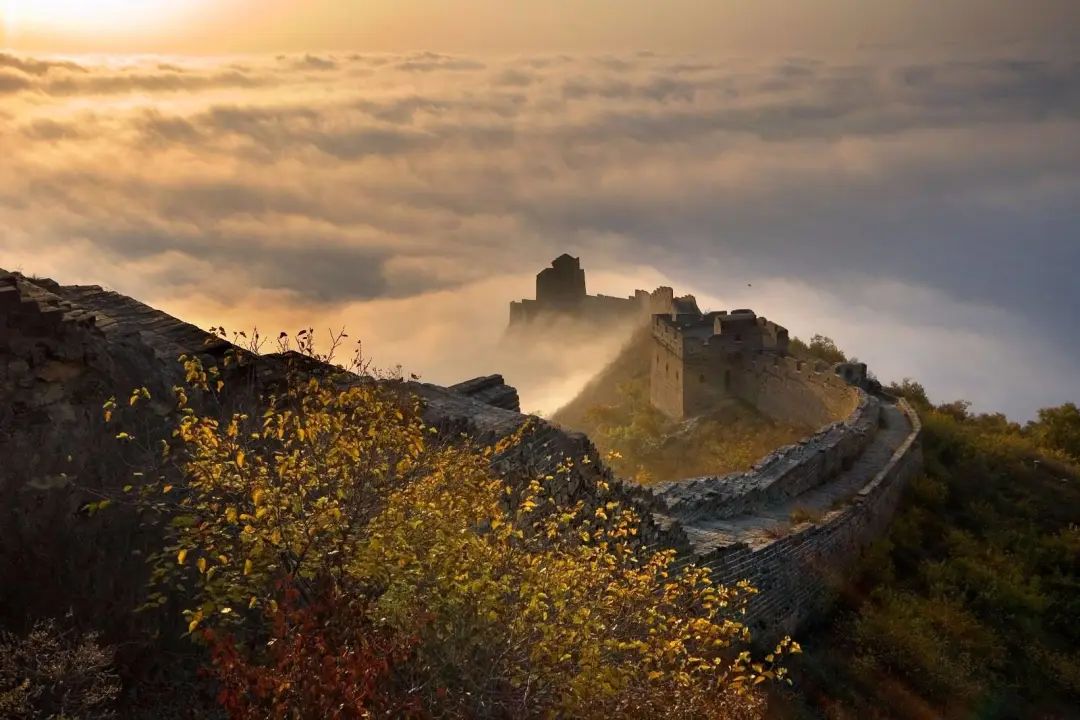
789, 506, 825, 525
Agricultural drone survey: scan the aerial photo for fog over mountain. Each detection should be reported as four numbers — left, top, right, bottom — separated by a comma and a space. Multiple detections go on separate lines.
1, 48, 1078, 418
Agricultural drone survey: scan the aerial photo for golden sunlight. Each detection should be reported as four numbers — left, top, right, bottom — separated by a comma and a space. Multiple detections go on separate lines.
3, 0, 208, 39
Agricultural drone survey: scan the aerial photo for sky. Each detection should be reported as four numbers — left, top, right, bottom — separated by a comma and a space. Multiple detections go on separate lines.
1, 2, 1078, 419
3, 1, 1079, 55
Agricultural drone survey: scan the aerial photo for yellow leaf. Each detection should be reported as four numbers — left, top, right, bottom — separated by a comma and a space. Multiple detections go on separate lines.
176, 549, 188, 565
188, 616, 200, 633
197, 557, 208, 574
236, 451, 245, 468
243, 559, 253, 576
248, 595, 258, 608
225, 507, 238, 523
252, 488, 264, 506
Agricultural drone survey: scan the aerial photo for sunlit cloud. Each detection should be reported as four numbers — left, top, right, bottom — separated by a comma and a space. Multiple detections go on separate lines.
0, 50, 1077, 418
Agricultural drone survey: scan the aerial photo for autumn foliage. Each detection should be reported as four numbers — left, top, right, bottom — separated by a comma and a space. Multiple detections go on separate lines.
203, 582, 422, 720
105, 349, 794, 718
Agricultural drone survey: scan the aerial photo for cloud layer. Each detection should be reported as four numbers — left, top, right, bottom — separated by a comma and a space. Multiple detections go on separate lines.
1, 49, 1078, 418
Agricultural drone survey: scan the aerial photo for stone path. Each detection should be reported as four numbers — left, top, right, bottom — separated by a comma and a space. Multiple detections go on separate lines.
681, 400, 911, 551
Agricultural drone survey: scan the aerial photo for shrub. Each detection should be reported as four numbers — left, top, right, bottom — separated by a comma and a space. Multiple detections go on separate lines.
204, 581, 422, 720
1027, 402, 1080, 463
790, 335, 847, 365
887, 378, 931, 409
111, 355, 795, 718
0, 620, 120, 720
777, 398, 1080, 718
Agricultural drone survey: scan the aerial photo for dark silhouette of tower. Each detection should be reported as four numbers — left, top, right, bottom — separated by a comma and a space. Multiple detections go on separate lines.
535, 253, 587, 310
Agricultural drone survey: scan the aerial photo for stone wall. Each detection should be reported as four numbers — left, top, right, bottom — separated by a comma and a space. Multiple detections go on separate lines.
409, 380, 685, 552
697, 400, 922, 637
0, 270, 688, 640
0, 271, 186, 644
510, 257, 700, 328
649, 332, 686, 419
447, 374, 521, 412
2, 267, 923, 647
655, 392, 880, 521
733, 353, 860, 429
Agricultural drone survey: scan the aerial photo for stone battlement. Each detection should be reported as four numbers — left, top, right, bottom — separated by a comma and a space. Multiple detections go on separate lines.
648, 300, 879, 427
508, 256, 922, 636
2, 265, 922, 643
654, 392, 880, 521
687, 400, 922, 635
509, 255, 700, 328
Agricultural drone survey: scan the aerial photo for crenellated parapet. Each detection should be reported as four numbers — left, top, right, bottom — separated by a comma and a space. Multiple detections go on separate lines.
509, 256, 700, 329
648, 306, 864, 426
653, 392, 880, 521
686, 400, 922, 636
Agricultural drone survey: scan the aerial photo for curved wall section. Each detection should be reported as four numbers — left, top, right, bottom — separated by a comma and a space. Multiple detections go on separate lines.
694, 400, 922, 636
1, 268, 925, 643
655, 392, 880, 522
733, 353, 861, 429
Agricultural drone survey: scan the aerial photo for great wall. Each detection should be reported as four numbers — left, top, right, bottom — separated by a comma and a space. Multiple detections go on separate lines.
1, 258, 922, 640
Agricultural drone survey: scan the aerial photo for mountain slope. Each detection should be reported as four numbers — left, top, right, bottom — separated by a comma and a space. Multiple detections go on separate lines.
771, 396, 1080, 720
551, 327, 811, 484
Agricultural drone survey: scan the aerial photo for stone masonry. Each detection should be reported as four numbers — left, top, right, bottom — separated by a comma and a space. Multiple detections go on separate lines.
648, 308, 866, 426
2, 266, 922, 642
509, 254, 701, 327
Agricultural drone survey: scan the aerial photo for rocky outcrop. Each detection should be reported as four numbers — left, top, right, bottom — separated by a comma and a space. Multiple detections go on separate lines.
448, 374, 521, 412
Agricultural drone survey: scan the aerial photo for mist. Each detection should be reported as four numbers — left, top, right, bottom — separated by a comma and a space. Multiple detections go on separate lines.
1, 49, 1077, 419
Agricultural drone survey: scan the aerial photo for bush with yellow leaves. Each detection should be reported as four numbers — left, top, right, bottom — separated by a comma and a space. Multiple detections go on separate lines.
109, 352, 796, 719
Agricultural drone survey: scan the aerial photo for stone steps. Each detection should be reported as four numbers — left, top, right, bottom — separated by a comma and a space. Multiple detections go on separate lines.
54, 285, 231, 365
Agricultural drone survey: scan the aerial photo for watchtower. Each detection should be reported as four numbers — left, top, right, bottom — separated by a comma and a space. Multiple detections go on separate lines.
535, 253, 587, 310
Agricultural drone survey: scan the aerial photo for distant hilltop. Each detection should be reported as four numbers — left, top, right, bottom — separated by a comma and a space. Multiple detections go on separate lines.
508, 254, 700, 327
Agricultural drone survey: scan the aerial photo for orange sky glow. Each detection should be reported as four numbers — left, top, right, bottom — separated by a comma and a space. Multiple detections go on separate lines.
4, 0, 1077, 55
1, 1, 1078, 418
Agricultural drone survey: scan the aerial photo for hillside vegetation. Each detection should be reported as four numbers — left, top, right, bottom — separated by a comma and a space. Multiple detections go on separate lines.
773, 383, 1080, 719
2, 348, 793, 719
552, 329, 810, 484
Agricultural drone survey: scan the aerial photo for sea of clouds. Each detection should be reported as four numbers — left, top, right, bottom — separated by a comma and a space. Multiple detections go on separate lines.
1, 49, 1078, 417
